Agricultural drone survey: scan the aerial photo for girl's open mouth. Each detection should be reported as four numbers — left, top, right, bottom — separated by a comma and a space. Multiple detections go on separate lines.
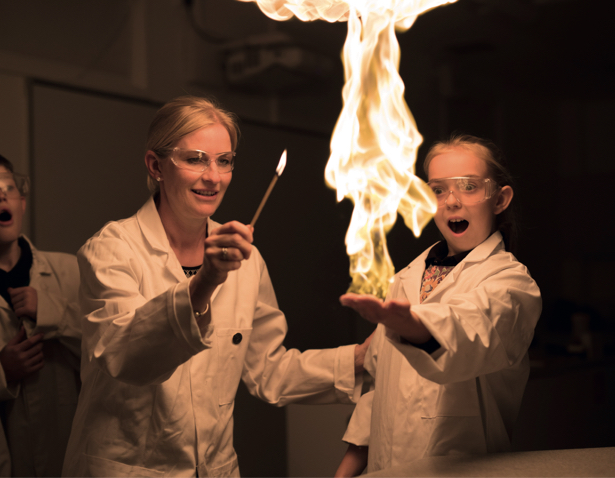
448, 219, 468, 234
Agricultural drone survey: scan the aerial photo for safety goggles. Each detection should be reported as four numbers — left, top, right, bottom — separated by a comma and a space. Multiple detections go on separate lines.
0, 172, 29, 198
162, 148, 235, 174
427, 176, 498, 206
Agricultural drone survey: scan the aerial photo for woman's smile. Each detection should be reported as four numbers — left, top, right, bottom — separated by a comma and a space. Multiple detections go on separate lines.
192, 188, 219, 198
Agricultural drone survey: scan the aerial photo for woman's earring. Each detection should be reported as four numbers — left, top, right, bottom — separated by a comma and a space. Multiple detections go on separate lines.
156, 177, 161, 182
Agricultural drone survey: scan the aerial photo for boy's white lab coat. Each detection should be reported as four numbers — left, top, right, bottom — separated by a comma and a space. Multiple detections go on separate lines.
0, 237, 81, 477
343, 232, 541, 473
63, 197, 358, 478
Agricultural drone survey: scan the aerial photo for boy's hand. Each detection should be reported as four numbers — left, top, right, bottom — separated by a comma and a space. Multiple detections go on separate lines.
0, 326, 44, 382
8, 286, 38, 320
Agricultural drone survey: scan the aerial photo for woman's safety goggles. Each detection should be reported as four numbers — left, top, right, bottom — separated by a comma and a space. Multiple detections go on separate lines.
0, 172, 30, 198
427, 177, 498, 206
162, 148, 235, 174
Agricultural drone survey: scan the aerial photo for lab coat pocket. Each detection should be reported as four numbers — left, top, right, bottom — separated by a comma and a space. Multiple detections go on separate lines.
216, 327, 252, 405
421, 378, 480, 418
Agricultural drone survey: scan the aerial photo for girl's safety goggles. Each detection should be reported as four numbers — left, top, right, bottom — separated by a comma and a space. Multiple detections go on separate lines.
427, 176, 498, 206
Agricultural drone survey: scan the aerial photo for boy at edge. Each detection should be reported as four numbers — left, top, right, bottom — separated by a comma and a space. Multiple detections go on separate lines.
0, 154, 81, 477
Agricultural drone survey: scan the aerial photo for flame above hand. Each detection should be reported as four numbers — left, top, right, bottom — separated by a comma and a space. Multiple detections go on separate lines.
240, 0, 455, 298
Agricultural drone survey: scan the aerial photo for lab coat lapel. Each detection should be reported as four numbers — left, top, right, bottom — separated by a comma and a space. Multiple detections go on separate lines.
24, 236, 51, 291
136, 196, 172, 254
135, 197, 223, 301
463, 231, 504, 265
414, 232, 505, 303
398, 246, 432, 305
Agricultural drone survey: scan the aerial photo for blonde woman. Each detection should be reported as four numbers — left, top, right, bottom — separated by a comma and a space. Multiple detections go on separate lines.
63, 96, 367, 477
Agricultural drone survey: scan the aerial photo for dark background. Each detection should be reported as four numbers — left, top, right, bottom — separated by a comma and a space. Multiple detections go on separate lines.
1, 0, 614, 476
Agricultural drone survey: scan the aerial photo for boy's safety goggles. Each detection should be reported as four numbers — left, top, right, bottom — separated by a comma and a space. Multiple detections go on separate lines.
0, 172, 29, 198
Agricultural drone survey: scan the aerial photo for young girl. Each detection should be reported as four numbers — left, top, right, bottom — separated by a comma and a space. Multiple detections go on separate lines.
335, 134, 542, 476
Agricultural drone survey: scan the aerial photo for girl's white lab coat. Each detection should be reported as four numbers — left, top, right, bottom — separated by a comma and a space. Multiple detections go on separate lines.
62, 197, 358, 477
343, 232, 541, 473
0, 237, 81, 477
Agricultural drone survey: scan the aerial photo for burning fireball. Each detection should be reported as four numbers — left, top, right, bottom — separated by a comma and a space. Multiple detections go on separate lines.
239, 0, 456, 298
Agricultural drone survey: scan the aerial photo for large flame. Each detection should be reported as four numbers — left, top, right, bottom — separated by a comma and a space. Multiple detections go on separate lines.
240, 0, 455, 298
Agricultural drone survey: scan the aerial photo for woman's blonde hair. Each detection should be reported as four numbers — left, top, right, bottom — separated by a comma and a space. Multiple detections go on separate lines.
423, 134, 518, 253
146, 96, 239, 193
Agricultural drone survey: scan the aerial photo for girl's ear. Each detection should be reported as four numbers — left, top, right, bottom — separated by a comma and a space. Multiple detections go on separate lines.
145, 151, 162, 182
494, 185, 513, 215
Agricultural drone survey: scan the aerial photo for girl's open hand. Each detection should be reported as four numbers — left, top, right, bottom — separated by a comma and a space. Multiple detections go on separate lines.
340, 293, 411, 325
340, 293, 432, 344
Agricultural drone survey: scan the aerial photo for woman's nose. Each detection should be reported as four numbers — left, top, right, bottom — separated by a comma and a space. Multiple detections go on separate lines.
201, 163, 221, 183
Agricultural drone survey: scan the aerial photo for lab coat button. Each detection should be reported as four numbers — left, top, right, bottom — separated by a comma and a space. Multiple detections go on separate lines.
232, 333, 242, 344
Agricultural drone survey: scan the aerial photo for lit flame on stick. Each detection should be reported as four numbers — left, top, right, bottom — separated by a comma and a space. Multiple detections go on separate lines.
240, 0, 455, 298
276, 149, 288, 176
251, 149, 287, 227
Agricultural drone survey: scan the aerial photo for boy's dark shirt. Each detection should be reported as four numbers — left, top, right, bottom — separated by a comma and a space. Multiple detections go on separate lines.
0, 237, 33, 311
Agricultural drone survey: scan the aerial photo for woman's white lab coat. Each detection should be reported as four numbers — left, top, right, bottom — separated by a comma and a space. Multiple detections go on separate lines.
343, 232, 541, 473
62, 197, 359, 478
0, 237, 81, 477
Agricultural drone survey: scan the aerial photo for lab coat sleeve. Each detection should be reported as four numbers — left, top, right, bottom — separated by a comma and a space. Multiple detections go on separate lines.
240, 259, 360, 406
25, 252, 82, 358
389, 262, 541, 384
78, 229, 210, 386
342, 390, 373, 446
342, 324, 382, 445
